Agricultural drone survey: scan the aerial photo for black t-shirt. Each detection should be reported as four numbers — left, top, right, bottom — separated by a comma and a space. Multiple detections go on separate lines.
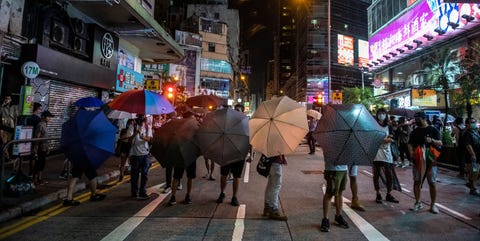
462, 129, 480, 161
408, 126, 441, 148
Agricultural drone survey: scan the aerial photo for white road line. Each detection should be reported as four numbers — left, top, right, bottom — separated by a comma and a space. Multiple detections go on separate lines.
322, 184, 390, 241
243, 162, 250, 183
436, 203, 472, 221
232, 204, 246, 241
399, 184, 411, 193
362, 170, 373, 177
101, 184, 167, 241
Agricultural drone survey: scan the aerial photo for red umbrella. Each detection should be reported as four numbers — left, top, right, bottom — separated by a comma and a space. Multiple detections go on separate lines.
108, 89, 174, 115
185, 94, 223, 108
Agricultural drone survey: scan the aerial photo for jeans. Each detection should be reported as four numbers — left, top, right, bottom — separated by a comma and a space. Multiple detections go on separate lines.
265, 163, 282, 211
130, 155, 151, 196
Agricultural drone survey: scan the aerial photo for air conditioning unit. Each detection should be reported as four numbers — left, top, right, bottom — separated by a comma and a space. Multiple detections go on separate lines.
50, 20, 70, 50
72, 35, 88, 56
70, 18, 88, 39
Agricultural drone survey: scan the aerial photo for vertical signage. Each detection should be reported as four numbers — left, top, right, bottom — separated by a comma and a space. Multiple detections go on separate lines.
358, 39, 369, 68
92, 26, 118, 71
338, 34, 354, 66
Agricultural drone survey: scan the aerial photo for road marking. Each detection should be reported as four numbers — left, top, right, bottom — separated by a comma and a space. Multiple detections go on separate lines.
243, 162, 250, 183
232, 204, 246, 241
100, 184, 167, 241
436, 203, 472, 220
362, 170, 373, 177
399, 184, 411, 193
321, 184, 390, 241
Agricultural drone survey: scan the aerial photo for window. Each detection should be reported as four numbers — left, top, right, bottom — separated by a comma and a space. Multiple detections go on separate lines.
214, 13, 220, 19
208, 42, 215, 52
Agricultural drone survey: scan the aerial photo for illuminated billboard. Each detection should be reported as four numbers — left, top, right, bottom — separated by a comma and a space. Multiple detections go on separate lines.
338, 34, 354, 66
358, 39, 369, 68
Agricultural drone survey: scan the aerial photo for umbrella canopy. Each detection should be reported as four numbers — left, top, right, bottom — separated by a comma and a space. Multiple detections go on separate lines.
151, 117, 200, 168
185, 94, 223, 108
307, 109, 322, 120
313, 104, 385, 166
106, 109, 137, 119
61, 109, 116, 169
194, 108, 249, 166
74, 97, 103, 108
108, 89, 174, 115
249, 96, 308, 157
388, 108, 417, 119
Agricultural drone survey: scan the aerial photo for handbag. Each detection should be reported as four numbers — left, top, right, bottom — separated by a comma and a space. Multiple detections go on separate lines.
256, 154, 273, 177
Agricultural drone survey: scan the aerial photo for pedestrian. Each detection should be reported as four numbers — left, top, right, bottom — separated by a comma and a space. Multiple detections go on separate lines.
408, 111, 442, 214
432, 115, 443, 131
63, 163, 106, 206
32, 111, 55, 185
462, 117, 480, 195
452, 117, 465, 178
161, 111, 182, 194
307, 115, 318, 155
129, 115, 153, 200
117, 119, 135, 181
396, 116, 412, 168
262, 154, 288, 221
349, 164, 365, 211
321, 162, 349, 232
216, 104, 249, 207
26, 102, 42, 175
0, 95, 18, 160
373, 108, 399, 204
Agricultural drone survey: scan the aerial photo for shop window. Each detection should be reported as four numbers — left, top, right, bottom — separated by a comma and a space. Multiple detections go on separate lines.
208, 42, 215, 52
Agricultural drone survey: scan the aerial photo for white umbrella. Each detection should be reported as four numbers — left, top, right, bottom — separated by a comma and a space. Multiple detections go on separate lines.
249, 96, 309, 157
107, 109, 136, 119
307, 109, 322, 120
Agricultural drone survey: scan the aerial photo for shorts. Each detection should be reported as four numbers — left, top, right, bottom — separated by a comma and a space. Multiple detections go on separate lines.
348, 165, 358, 177
120, 142, 132, 156
220, 160, 245, 178
324, 170, 347, 196
412, 164, 437, 185
71, 166, 98, 180
173, 161, 196, 179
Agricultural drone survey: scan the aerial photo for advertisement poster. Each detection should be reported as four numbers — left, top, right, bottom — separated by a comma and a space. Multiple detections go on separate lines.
180, 49, 198, 95
358, 39, 369, 68
118, 48, 135, 70
13, 125, 33, 156
20, 85, 33, 115
412, 89, 437, 107
116, 65, 145, 92
338, 34, 354, 66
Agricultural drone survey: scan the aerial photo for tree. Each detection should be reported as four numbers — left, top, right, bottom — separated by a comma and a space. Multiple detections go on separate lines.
458, 39, 480, 118
342, 87, 384, 111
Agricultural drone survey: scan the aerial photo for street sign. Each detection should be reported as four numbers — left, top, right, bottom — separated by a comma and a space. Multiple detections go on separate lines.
332, 91, 343, 104
21, 61, 40, 79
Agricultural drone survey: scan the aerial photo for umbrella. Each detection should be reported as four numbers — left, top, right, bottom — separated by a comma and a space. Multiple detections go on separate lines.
307, 109, 322, 120
388, 108, 417, 119
313, 104, 385, 166
106, 109, 137, 119
194, 108, 249, 166
74, 97, 103, 108
185, 94, 223, 108
60, 109, 116, 169
249, 96, 308, 157
108, 89, 174, 115
150, 117, 200, 168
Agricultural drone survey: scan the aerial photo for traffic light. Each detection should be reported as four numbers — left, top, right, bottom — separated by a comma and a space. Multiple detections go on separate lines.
313, 93, 323, 107
163, 83, 176, 103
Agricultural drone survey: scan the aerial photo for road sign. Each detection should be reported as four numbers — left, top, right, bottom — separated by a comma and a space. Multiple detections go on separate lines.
332, 91, 343, 104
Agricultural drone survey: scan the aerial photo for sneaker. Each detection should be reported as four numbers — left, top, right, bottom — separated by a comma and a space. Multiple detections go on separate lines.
263, 207, 271, 217
138, 194, 151, 200
216, 192, 225, 203
386, 194, 399, 203
401, 162, 409, 168
320, 218, 330, 232
335, 215, 349, 229
90, 194, 106, 201
350, 201, 366, 211
375, 193, 382, 203
269, 211, 288, 221
208, 175, 216, 181
184, 195, 192, 204
412, 202, 423, 212
231, 196, 240, 206
469, 189, 479, 195
63, 199, 80, 206
177, 183, 183, 190
430, 205, 439, 214
163, 187, 172, 194
168, 196, 177, 206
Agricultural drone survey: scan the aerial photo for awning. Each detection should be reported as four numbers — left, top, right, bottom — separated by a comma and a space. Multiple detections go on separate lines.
68, 0, 184, 63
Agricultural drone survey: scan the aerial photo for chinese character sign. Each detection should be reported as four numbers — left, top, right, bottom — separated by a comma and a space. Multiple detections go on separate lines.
338, 34, 354, 66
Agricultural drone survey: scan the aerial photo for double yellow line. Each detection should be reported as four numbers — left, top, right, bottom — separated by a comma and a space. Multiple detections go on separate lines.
0, 162, 160, 239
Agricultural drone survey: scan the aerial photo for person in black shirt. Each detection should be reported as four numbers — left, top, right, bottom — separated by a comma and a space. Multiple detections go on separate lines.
462, 117, 480, 195
408, 111, 442, 214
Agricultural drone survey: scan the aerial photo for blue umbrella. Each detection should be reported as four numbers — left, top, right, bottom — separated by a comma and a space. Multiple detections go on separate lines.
74, 97, 104, 108
61, 109, 116, 169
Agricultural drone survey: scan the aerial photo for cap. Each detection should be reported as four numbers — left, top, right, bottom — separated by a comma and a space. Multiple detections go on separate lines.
41, 110, 55, 118
414, 111, 426, 119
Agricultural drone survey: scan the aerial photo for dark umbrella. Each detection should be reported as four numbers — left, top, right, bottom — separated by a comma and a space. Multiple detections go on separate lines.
388, 108, 417, 119
185, 94, 223, 108
74, 97, 104, 108
313, 104, 385, 166
151, 117, 200, 168
194, 108, 249, 166
61, 109, 116, 169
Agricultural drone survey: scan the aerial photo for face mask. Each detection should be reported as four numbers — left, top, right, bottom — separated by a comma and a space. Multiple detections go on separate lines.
415, 119, 423, 126
378, 114, 386, 121
470, 123, 477, 129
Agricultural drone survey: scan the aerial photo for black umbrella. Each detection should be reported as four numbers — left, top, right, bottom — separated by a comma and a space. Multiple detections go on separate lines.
313, 104, 385, 166
388, 108, 417, 119
194, 108, 249, 166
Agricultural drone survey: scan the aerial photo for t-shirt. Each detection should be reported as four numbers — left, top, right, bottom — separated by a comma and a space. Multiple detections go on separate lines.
374, 125, 393, 163
462, 129, 480, 162
408, 126, 441, 149
35, 121, 49, 152
129, 124, 153, 156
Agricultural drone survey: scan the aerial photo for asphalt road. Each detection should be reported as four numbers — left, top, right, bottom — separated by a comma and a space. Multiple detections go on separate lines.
1, 144, 479, 241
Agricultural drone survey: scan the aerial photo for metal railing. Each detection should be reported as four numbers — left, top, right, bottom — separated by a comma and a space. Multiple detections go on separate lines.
1, 137, 60, 200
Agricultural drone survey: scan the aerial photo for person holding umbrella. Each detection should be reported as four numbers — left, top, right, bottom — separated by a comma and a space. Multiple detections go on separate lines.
408, 111, 442, 214
372, 108, 399, 204
307, 114, 318, 155
129, 115, 153, 200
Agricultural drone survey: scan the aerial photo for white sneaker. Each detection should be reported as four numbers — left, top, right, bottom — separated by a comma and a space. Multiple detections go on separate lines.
178, 183, 183, 190
412, 202, 423, 212
430, 205, 439, 214
162, 187, 171, 194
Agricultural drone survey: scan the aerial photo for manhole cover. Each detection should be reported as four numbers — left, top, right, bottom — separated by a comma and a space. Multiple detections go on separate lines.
301, 170, 324, 175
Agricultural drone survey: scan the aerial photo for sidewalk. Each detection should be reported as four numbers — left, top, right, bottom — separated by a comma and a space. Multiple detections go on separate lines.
0, 153, 127, 223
